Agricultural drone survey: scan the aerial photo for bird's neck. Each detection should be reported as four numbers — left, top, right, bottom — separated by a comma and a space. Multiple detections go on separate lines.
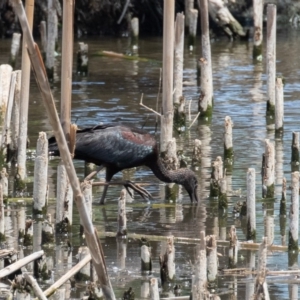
147, 157, 184, 184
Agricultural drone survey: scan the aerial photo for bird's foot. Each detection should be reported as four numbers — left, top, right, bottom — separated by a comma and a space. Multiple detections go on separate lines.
123, 180, 152, 200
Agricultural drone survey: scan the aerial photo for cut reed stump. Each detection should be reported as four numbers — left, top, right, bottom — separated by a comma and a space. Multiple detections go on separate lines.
10, 33, 21, 68
75, 246, 91, 282
141, 241, 152, 274
188, 9, 198, 48
130, 17, 139, 46
210, 156, 223, 198
77, 42, 88, 75
117, 189, 127, 237
275, 77, 284, 136
291, 132, 299, 172
266, 4, 277, 116
12, 275, 31, 300
39, 21, 47, 60
252, 0, 263, 60
288, 171, 299, 252
160, 236, 175, 285
247, 168, 256, 240
0, 64, 13, 120
262, 139, 275, 198
33, 132, 48, 215
192, 139, 202, 166
206, 235, 218, 284
42, 213, 54, 244
173, 13, 185, 131
80, 180, 92, 237
224, 116, 233, 169
0, 185, 4, 241
0, 168, 8, 197
228, 225, 238, 268
150, 278, 160, 300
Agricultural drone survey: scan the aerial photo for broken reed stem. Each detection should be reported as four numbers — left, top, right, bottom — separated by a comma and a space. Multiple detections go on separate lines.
150, 278, 160, 300
188, 9, 198, 48
141, 243, 152, 273
266, 4, 277, 115
0, 250, 44, 279
33, 132, 48, 215
80, 180, 92, 237
224, 116, 233, 161
10, 32, 21, 68
252, 0, 263, 60
11, 1, 115, 298
263, 139, 275, 198
24, 273, 48, 300
160, 236, 175, 284
228, 225, 238, 268
275, 77, 284, 135
44, 253, 91, 297
247, 168, 256, 240
206, 235, 218, 283
288, 171, 299, 252
117, 189, 127, 236
291, 132, 299, 171
210, 156, 223, 198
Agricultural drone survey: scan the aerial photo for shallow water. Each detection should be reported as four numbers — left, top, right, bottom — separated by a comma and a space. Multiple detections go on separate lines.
1, 26, 300, 299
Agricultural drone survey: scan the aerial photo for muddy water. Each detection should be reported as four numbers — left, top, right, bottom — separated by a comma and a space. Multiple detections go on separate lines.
1, 27, 300, 299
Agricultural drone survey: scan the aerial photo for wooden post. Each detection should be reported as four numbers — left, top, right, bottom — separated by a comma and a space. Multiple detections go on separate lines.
130, 17, 139, 46
192, 139, 202, 166
0, 185, 4, 241
218, 176, 227, 210
77, 42, 88, 75
206, 235, 217, 283
141, 243, 152, 273
39, 20, 47, 59
173, 13, 185, 130
160, 0, 174, 153
291, 132, 299, 171
12, 2, 116, 298
192, 231, 207, 299
24, 217, 33, 246
160, 236, 175, 284
262, 139, 275, 198
185, 0, 194, 32
10, 32, 22, 68
288, 171, 299, 252
264, 213, 274, 246
198, 0, 213, 118
228, 225, 238, 268
117, 189, 127, 237
75, 246, 91, 281
42, 213, 54, 244
10, 70, 21, 161
33, 132, 48, 215
46, 0, 56, 81
188, 9, 198, 48
80, 180, 92, 236
224, 116, 233, 162
266, 4, 277, 115
17, 0, 34, 181
252, 0, 263, 60
55, 161, 73, 233
150, 278, 160, 300
275, 77, 284, 135
0, 64, 13, 121
0, 168, 8, 197
247, 168, 256, 240
210, 156, 223, 198
14, 275, 31, 300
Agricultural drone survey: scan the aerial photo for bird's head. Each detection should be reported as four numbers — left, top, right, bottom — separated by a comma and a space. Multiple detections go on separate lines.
181, 169, 199, 203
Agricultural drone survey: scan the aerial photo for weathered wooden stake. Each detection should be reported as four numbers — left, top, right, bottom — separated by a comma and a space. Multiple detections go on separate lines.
130, 17, 139, 46
247, 168, 256, 240
188, 9, 198, 48
56, 162, 73, 233
10, 32, 22, 68
117, 189, 127, 236
161, 0, 174, 153
33, 132, 48, 215
192, 230, 207, 299
24, 217, 33, 246
80, 180, 92, 236
266, 4, 277, 115
224, 116, 233, 163
275, 77, 284, 135
252, 0, 263, 60
173, 13, 185, 130
288, 171, 299, 252
14, 275, 31, 300
264, 214, 274, 246
77, 42, 88, 75
75, 246, 91, 281
228, 225, 238, 268
0, 185, 4, 241
162, 138, 179, 171
160, 236, 175, 284
0, 64, 13, 120
0, 168, 8, 197
39, 20, 47, 59
24, 273, 48, 300
17, 0, 34, 181
218, 176, 227, 210
210, 156, 223, 198
10, 70, 21, 161
42, 213, 54, 244
291, 132, 299, 172
185, 0, 194, 32
206, 235, 218, 283
192, 139, 202, 166
253, 237, 270, 299
17, 201, 25, 241
262, 139, 275, 198
141, 243, 152, 273
198, 0, 213, 118
46, 0, 56, 81
150, 278, 160, 300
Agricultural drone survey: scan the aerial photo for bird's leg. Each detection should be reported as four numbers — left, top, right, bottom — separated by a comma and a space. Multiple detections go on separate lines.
99, 170, 115, 205
84, 165, 105, 181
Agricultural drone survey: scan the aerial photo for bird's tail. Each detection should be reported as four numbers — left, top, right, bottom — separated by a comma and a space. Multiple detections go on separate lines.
48, 136, 60, 156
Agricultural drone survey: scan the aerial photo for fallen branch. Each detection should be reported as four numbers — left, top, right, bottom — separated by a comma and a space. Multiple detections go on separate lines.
95, 51, 152, 62
0, 250, 44, 279
0, 248, 17, 259
24, 273, 48, 300
140, 93, 162, 117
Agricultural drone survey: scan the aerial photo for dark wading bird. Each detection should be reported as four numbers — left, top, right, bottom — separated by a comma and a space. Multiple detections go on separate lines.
49, 123, 199, 204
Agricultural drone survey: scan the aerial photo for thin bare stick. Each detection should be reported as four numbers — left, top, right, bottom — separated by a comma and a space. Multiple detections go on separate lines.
24, 273, 48, 300
140, 93, 162, 117
188, 112, 200, 129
